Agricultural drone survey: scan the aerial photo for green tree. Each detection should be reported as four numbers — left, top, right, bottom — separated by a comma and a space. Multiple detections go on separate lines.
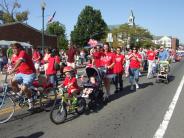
0, 0, 29, 24
112, 23, 153, 48
46, 21, 68, 50
71, 5, 108, 47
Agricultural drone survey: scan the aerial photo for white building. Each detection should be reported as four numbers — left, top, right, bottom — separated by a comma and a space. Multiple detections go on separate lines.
152, 36, 172, 48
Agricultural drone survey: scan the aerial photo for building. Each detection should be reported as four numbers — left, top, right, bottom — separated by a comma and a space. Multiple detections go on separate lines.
0, 22, 57, 49
152, 36, 179, 50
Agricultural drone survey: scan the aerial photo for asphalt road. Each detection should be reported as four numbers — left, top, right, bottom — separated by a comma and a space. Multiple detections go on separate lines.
1, 60, 184, 138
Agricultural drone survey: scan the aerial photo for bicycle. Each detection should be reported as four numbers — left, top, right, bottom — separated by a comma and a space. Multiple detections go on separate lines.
0, 73, 57, 124
50, 87, 86, 124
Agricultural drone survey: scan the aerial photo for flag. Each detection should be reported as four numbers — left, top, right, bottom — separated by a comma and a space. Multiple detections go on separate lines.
48, 11, 56, 23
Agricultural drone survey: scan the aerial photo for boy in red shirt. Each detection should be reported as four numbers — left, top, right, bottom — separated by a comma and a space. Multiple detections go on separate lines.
113, 47, 125, 93
60, 66, 79, 105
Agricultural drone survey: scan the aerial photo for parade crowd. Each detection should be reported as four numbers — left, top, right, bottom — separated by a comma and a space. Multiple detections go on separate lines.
0, 42, 177, 110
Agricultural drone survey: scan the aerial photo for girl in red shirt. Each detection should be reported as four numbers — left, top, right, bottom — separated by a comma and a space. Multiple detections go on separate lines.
100, 43, 115, 100
46, 49, 60, 86
128, 47, 142, 90
113, 47, 125, 93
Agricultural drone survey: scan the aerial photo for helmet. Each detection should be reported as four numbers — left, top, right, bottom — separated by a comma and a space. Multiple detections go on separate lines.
63, 66, 73, 73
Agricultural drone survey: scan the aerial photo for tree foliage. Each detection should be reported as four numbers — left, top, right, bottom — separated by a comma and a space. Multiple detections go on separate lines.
0, 0, 28, 24
71, 5, 108, 47
46, 21, 68, 50
112, 23, 154, 48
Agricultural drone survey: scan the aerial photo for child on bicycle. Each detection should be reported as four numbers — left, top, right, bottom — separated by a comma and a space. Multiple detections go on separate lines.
60, 66, 79, 105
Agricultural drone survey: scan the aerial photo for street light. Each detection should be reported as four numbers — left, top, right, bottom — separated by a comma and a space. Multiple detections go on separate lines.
41, 0, 46, 54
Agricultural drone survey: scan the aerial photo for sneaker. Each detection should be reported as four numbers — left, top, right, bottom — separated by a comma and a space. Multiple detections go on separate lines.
135, 83, 139, 89
28, 98, 34, 109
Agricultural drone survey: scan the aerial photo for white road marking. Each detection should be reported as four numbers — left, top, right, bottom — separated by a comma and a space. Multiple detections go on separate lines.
153, 75, 184, 138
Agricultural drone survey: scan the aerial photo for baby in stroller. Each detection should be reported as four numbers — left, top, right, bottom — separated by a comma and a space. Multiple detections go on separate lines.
82, 76, 98, 98
81, 66, 104, 109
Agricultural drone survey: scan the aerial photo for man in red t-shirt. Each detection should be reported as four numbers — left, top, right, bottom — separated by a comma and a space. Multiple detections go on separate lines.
9, 43, 36, 110
146, 47, 156, 78
128, 47, 142, 90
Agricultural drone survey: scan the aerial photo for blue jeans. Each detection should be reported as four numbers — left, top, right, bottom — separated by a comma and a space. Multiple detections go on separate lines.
129, 68, 140, 84
15, 73, 36, 87
0, 61, 3, 71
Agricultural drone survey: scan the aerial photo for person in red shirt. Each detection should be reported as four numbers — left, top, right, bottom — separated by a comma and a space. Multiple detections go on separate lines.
92, 45, 103, 67
100, 42, 115, 100
32, 48, 41, 74
9, 43, 36, 110
128, 47, 142, 90
66, 45, 76, 68
60, 66, 79, 105
113, 47, 125, 93
46, 49, 60, 86
146, 47, 156, 78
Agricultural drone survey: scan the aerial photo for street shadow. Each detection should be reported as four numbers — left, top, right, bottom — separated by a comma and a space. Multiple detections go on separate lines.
15, 131, 44, 138
64, 112, 80, 123
109, 82, 154, 102
7, 107, 46, 123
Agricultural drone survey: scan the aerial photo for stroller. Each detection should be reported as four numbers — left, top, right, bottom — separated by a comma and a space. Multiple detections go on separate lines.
81, 66, 104, 110
156, 61, 170, 83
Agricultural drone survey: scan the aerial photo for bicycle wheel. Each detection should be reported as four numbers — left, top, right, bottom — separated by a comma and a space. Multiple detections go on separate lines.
50, 102, 67, 124
39, 87, 57, 111
75, 97, 86, 114
0, 96, 15, 124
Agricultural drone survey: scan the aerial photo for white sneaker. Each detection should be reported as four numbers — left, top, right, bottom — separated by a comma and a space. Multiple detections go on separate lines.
135, 83, 139, 89
28, 98, 33, 109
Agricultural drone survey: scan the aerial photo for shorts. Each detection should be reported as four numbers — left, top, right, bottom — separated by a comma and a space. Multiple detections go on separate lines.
14, 73, 36, 87
105, 74, 116, 79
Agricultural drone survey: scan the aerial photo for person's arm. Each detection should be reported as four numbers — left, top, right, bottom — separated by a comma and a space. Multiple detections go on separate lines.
134, 53, 142, 62
9, 59, 23, 74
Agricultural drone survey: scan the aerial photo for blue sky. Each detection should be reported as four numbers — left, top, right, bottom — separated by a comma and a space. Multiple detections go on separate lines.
19, 0, 183, 43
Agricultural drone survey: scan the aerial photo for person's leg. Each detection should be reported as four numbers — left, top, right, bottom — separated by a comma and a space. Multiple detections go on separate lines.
0, 61, 3, 72
147, 60, 154, 78
134, 69, 140, 89
22, 73, 36, 109
103, 77, 110, 97
115, 74, 118, 89
129, 68, 134, 90
11, 73, 22, 93
119, 73, 123, 91
71, 89, 78, 105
